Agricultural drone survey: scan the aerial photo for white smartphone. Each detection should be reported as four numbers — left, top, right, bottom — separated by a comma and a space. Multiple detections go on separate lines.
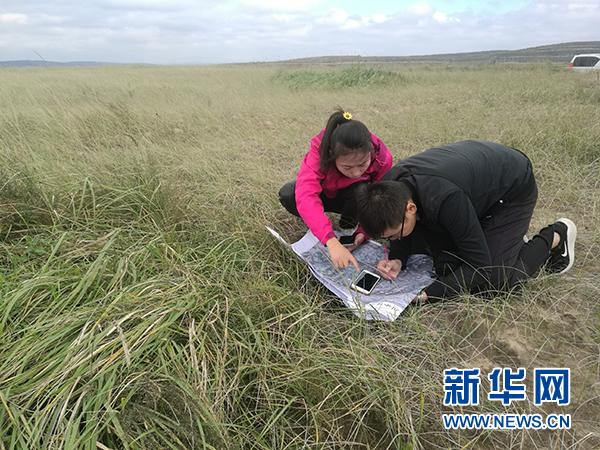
351, 270, 381, 295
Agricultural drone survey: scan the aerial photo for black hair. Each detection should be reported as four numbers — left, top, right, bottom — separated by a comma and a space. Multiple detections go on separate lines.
355, 181, 412, 238
319, 108, 374, 172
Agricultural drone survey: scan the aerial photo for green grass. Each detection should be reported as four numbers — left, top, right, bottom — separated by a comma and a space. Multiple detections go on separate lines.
0, 64, 599, 449
273, 66, 409, 89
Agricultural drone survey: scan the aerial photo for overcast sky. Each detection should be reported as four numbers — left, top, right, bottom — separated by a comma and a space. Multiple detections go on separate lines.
0, 0, 598, 64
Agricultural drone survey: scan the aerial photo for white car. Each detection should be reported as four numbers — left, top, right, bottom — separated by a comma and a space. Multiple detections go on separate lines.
568, 54, 600, 71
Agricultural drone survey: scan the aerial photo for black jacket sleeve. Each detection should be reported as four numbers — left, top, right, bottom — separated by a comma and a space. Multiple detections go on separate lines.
424, 191, 492, 300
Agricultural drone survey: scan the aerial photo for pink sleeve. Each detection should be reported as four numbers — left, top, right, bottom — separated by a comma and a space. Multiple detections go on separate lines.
371, 134, 394, 181
295, 139, 336, 245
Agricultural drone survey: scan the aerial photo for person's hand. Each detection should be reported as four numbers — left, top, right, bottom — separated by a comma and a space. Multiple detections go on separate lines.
376, 259, 402, 280
326, 237, 360, 271
345, 233, 366, 252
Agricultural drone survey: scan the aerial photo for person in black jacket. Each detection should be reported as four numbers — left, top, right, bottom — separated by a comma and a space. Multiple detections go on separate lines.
355, 140, 577, 302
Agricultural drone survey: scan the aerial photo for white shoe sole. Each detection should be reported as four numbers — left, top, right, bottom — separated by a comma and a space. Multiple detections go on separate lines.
556, 218, 577, 274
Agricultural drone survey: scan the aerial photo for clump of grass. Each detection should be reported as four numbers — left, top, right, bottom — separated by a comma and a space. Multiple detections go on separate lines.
574, 75, 600, 105
273, 66, 409, 89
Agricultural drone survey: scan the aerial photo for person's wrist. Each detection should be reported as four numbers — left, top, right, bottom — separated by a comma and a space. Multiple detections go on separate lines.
326, 237, 339, 248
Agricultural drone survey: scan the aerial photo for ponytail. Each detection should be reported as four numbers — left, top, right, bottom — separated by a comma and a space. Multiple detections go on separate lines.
318, 108, 373, 172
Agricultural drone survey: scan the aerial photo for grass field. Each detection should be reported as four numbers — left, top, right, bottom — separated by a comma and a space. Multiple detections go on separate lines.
0, 63, 599, 449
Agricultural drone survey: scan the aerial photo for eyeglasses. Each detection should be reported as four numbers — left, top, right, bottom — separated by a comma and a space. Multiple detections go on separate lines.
398, 215, 405, 241
384, 213, 405, 241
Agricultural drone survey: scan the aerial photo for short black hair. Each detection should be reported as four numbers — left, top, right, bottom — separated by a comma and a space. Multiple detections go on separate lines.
356, 181, 412, 238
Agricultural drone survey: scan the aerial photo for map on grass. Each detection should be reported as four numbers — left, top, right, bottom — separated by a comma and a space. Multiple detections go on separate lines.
267, 226, 435, 321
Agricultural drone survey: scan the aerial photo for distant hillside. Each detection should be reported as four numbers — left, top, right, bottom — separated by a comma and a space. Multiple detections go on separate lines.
0, 60, 146, 68
277, 41, 600, 65
3, 41, 599, 67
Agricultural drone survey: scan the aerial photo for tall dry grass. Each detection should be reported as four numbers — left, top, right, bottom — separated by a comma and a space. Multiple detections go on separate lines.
0, 63, 599, 449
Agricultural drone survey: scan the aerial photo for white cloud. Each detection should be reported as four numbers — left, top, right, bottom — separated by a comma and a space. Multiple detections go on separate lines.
36, 14, 66, 24
0, 0, 598, 64
432, 11, 448, 23
318, 8, 388, 29
371, 13, 387, 24
328, 8, 348, 25
432, 11, 459, 24
286, 24, 312, 36
567, 2, 598, 11
99, 0, 197, 10
341, 19, 362, 30
240, 0, 320, 12
270, 13, 295, 23
408, 3, 432, 16
0, 13, 28, 24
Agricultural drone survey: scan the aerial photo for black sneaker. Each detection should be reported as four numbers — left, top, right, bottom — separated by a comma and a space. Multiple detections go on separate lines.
338, 215, 358, 230
547, 218, 577, 274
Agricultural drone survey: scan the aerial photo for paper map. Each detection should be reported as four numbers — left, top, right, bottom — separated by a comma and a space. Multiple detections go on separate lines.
267, 226, 435, 321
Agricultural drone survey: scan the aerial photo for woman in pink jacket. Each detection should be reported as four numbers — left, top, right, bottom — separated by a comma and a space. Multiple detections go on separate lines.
278, 109, 393, 270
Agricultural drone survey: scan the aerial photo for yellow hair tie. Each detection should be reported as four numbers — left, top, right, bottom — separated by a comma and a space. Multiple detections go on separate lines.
343, 111, 352, 120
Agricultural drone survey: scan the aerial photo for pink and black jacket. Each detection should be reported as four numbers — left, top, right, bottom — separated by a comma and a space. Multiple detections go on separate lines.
295, 129, 393, 244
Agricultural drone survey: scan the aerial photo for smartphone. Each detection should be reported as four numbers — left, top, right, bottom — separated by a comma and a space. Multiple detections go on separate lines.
351, 270, 381, 295
339, 235, 355, 246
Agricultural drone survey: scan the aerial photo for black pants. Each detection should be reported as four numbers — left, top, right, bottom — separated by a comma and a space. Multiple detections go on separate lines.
481, 179, 554, 291
278, 181, 366, 223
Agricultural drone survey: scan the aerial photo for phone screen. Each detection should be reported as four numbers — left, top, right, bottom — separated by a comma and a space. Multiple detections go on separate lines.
339, 235, 354, 245
356, 272, 380, 292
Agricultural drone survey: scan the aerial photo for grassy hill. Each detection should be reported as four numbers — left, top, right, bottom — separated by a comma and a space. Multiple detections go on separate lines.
3, 41, 600, 68
278, 41, 600, 65
0, 63, 599, 448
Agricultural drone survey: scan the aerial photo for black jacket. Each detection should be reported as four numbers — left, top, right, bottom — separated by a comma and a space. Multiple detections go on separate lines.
383, 140, 534, 299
